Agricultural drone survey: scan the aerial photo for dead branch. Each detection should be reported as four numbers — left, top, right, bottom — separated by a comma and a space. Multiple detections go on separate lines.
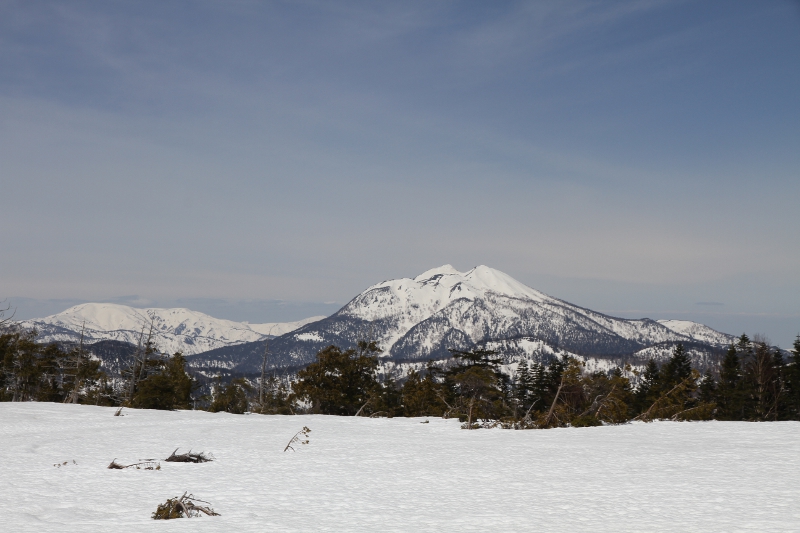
152, 492, 220, 519
107, 459, 160, 470
633, 375, 696, 423
164, 448, 214, 463
283, 426, 311, 452
354, 395, 373, 417
543, 374, 565, 428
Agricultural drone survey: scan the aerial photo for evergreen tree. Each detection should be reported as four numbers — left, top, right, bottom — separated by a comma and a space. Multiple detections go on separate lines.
743, 341, 782, 421
574, 367, 632, 426
698, 370, 717, 406
292, 344, 380, 415
632, 359, 661, 415
784, 335, 800, 419
209, 377, 251, 414
374, 369, 403, 417
255, 374, 294, 415
444, 348, 508, 427
513, 359, 534, 417
400, 367, 447, 417
661, 343, 692, 388
130, 352, 196, 410
716, 344, 743, 420
528, 361, 547, 412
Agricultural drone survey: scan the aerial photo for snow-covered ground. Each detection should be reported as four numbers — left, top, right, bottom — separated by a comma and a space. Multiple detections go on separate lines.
2, 403, 798, 532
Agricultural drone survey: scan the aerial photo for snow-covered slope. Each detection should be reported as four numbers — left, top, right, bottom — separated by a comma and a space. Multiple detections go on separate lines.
21, 303, 324, 355
220, 265, 732, 372
4, 403, 799, 532
657, 319, 735, 346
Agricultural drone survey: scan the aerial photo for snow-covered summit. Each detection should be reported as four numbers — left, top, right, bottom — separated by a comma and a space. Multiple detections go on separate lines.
344, 264, 550, 323
253, 264, 735, 371
20, 303, 325, 355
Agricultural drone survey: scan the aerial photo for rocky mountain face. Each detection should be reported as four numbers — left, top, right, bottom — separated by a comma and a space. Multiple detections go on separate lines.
188, 265, 735, 376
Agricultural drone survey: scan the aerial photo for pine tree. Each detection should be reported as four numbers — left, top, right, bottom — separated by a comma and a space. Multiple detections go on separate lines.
399, 367, 447, 417
784, 335, 800, 419
131, 352, 196, 410
292, 344, 380, 415
513, 359, 532, 414
209, 377, 251, 414
661, 343, 692, 388
632, 359, 661, 415
698, 370, 717, 405
716, 344, 743, 420
744, 341, 782, 421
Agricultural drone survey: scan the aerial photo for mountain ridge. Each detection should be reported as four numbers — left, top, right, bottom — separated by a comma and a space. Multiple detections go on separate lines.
20, 302, 324, 356
17, 265, 736, 376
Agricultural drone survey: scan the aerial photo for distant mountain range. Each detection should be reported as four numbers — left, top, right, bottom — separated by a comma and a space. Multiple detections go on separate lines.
20, 265, 736, 377
20, 303, 324, 355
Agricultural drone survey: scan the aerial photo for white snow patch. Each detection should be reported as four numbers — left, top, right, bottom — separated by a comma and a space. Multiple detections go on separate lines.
295, 332, 324, 342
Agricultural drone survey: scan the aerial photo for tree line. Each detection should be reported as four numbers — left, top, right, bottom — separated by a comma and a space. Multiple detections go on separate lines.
212, 334, 800, 427
3, 321, 800, 428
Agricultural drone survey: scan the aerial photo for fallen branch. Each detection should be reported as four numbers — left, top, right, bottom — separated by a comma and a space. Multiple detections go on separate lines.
107, 459, 160, 470
164, 448, 214, 463
633, 375, 697, 423
354, 396, 373, 417
542, 374, 565, 428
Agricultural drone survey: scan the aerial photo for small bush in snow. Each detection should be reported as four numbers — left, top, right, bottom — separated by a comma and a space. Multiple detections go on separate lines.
152, 492, 219, 519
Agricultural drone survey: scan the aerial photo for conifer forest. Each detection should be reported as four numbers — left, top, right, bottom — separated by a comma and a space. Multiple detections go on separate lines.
3, 318, 800, 429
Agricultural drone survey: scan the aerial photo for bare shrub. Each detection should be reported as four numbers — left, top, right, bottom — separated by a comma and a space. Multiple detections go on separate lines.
152, 492, 219, 519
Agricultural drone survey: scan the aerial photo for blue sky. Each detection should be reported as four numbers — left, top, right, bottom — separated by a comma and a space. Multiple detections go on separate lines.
1, 1, 798, 346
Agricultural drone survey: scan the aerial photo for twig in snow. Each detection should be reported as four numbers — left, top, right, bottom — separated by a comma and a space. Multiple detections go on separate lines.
283, 426, 311, 452
107, 459, 160, 470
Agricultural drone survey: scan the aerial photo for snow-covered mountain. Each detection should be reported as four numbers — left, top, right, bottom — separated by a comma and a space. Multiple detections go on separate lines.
192, 265, 735, 373
656, 319, 734, 346
21, 303, 324, 356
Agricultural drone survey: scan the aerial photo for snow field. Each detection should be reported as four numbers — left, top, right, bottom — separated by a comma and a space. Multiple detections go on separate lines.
2, 403, 799, 532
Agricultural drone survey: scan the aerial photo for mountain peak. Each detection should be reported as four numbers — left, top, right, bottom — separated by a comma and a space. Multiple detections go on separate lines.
414, 264, 462, 281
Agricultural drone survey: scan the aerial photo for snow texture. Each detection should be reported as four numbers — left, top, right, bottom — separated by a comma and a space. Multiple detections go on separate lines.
2, 402, 798, 532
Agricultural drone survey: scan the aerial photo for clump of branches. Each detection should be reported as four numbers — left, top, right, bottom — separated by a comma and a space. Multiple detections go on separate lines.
632, 371, 714, 423
152, 492, 219, 519
107, 459, 160, 470
283, 426, 311, 452
164, 448, 214, 463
